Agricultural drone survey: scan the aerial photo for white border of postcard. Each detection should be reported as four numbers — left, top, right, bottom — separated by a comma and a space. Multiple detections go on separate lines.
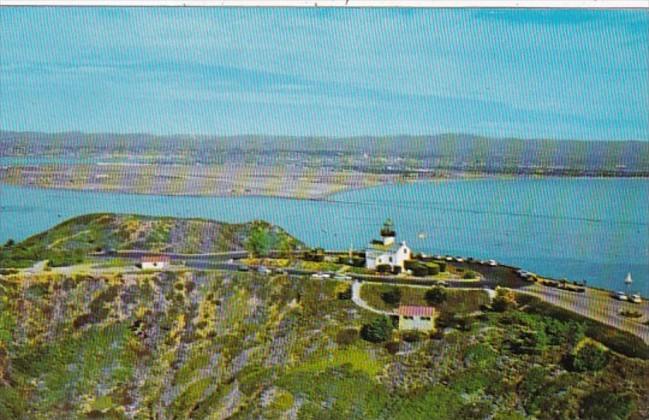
1, 1, 647, 9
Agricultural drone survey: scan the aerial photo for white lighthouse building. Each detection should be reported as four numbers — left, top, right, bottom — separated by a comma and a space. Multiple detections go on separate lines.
365, 219, 412, 272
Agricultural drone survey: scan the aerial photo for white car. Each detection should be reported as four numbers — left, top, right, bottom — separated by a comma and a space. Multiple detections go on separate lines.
334, 274, 352, 281
613, 291, 628, 301
257, 266, 272, 275
311, 272, 329, 280
455, 257, 464, 263
630, 294, 643, 304
488, 260, 498, 267
445, 256, 454, 262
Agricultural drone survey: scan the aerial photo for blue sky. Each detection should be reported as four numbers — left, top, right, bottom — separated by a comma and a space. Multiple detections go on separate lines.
1, 8, 647, 140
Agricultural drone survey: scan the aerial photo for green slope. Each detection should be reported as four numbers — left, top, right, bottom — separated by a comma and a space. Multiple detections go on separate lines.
0, 213, 304, 268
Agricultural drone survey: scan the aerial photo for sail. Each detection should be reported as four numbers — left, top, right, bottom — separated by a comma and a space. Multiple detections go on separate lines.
624, 272, 633, 284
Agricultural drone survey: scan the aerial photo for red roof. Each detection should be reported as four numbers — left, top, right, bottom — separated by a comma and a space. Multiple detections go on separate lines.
398, 305, 435, 317
141, 255, 170, 263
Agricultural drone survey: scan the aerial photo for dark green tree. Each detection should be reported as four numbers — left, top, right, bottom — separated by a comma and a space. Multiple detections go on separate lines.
361, 316, 393, 343
245, 226, 272, 257
425, 286, 448, 305
381, 287, 402, 305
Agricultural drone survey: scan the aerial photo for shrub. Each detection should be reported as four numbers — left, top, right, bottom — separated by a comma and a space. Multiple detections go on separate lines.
381, 287, 402, 305
361, 316, 393, 343
435, 261, 447, 272
335, 328, 359, 345
508, 326, 548, 355
404, 260, 429, 276
581, 390, 635, 420
492, 287, 517, 312
376, 264, 391, 273
336, 283, 352, 300
385, 341, 400, 354
404, 260, 418, 270
425, 263, 440, 276
304, 248, 325, 262
338, 256, 365, 267
569, 342, 609, 372
401, 330, 423, 342
462, 270, 477, 279
425, 287, 448, 305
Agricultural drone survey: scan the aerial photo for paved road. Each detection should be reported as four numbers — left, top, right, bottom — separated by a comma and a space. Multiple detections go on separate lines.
351, 280, 394, 316
519, 283, 649, 345
89, 253, 649, 344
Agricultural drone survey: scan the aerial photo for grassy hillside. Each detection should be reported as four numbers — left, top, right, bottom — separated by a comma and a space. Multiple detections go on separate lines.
0, 271, 647, 419
0, 214, 303, 268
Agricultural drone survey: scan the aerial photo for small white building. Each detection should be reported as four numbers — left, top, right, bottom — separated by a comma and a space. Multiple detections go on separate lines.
365, 219, 412, 272
141, 255, 170, 270
397, 305, 436, 332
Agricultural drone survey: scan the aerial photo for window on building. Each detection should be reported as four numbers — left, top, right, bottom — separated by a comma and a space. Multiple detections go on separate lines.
421, 317, 431, 321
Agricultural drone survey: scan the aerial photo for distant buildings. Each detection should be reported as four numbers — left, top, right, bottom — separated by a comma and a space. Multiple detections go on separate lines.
141, 255, 170, 270
365, 219, 412, 272
397, 305, 436, 331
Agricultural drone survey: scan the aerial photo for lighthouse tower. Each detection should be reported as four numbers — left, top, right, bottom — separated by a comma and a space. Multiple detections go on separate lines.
380, 219, 396, 246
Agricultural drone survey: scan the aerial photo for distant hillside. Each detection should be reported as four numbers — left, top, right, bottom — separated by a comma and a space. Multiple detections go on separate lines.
0, 214, 303, 268
2, 131, 648, 175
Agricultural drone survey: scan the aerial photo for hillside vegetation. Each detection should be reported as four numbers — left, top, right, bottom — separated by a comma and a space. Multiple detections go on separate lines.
1, 269, 648, 419
0, 214, 303, 268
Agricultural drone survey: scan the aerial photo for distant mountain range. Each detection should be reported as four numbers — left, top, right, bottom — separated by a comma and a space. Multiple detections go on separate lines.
2, 131, 648, 176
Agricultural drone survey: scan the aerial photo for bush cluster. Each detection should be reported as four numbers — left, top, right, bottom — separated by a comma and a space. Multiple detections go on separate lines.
425, 286, 447, 305
404, 260, 439, 277
337, 256, 365, 267
568, 342, 609, 372
381, 287, 402, 305
361, 316, 393, 343
303, 248, 325, 262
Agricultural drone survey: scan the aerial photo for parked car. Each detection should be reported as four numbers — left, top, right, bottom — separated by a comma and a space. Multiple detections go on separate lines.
487, 260, 499, 267
445, 256, 454, 262
455, 257, 464, 263
311, 272, 329, 280
630, 294, 643, 304
613, 291, 628, 301
257, 266, 272, 275
334, 274, 352, 281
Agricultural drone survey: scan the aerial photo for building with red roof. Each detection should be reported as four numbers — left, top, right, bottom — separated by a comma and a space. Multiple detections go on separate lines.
141, 255, 171, 270
397, 305, 436, 332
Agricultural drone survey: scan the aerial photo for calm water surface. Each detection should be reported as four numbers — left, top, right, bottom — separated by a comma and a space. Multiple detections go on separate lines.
1, 178, 647, 294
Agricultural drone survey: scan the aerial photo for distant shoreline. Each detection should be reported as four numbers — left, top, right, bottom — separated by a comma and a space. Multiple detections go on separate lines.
2, 169, 648, 201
